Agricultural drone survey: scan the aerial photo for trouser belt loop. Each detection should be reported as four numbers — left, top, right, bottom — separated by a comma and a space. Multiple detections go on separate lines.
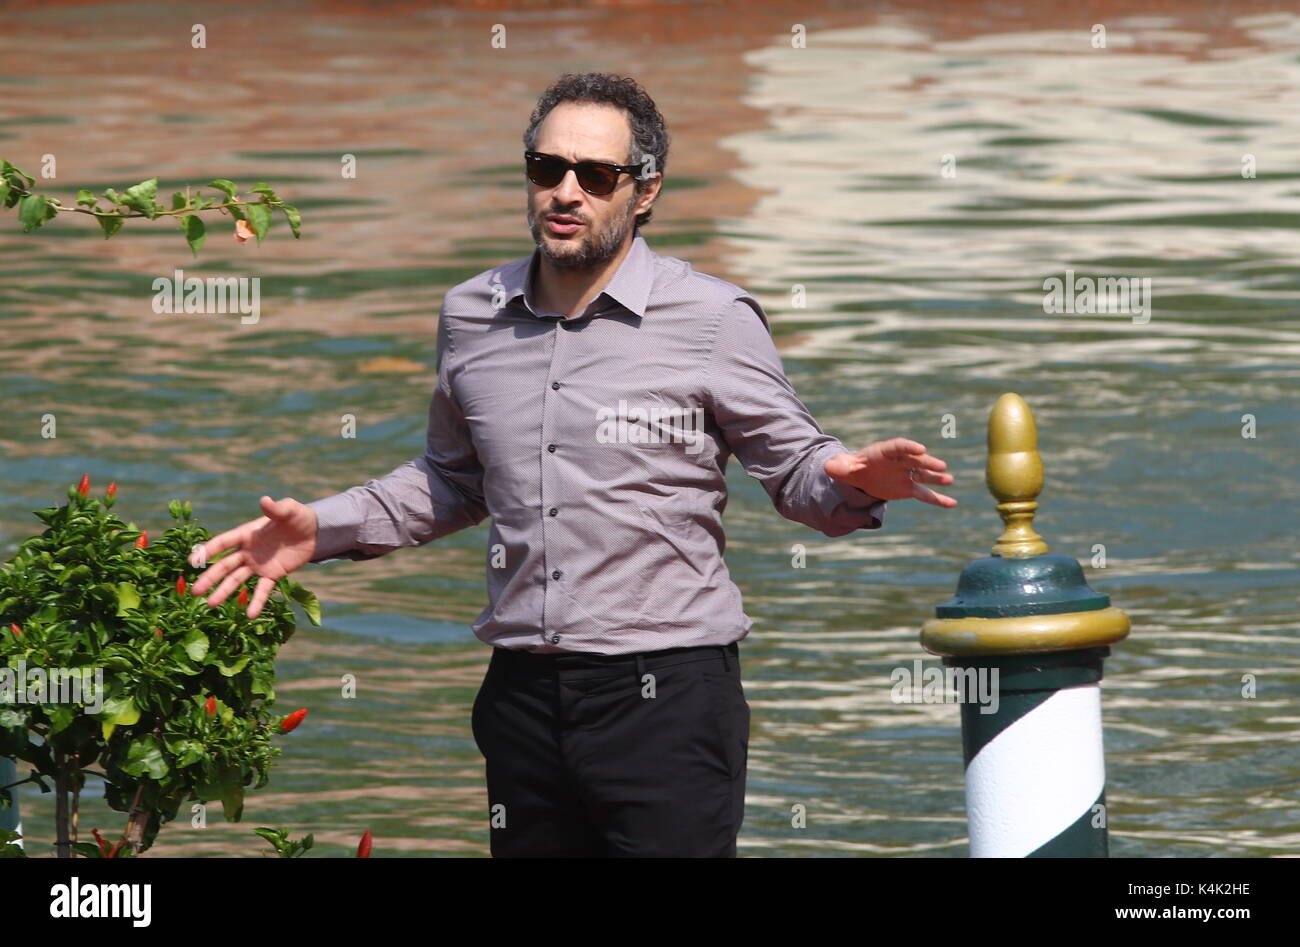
719, 644, 730, 673
635, 653, 646, 686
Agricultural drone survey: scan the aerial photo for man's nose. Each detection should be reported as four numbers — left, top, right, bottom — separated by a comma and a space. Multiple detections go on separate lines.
553, 169, 584, 204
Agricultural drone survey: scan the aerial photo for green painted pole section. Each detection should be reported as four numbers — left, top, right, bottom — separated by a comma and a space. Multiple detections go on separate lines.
946, 648, 1110, 857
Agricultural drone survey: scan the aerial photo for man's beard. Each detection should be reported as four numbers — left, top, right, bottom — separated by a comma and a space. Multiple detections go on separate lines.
528, 191, 637, 270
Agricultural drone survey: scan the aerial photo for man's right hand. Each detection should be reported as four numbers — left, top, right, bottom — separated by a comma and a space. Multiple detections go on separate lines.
188, 495, 319, 619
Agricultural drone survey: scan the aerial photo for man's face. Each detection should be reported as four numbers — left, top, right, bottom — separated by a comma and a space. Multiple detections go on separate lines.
525, 102, 651, 270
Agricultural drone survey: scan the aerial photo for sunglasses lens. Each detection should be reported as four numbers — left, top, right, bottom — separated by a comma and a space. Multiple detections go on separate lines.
527, 155, 566, 188
577, 165, 618, 195
526, 154, 622, 195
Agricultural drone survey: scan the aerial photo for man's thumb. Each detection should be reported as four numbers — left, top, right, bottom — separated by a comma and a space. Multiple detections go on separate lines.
260, 495, 292, 520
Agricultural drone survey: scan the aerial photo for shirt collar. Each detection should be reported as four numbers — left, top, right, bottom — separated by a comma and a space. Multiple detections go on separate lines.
501, 226, 654, 320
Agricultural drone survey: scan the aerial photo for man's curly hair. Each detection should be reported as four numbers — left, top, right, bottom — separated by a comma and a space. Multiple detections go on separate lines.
523, 73, 670, 228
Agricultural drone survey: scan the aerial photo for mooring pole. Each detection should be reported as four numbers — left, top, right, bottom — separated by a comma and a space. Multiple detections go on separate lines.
922, 393, 1130, 857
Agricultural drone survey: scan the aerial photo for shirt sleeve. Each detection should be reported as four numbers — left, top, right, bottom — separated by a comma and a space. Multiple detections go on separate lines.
306, 304, 489, 563
704, 295, 887, 539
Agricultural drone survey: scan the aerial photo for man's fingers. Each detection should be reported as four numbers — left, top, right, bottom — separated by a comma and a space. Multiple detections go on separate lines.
879, 437, 926, 459
191, 516, 268, 567
206, 564, 255, 608
913, 483, 958, 508
248, 575, 277, 620
190, 549, 245, 597
912, 467, 954, 486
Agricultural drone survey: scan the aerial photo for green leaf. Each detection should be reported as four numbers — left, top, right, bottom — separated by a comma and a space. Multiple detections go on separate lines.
76, 189, 97, 207
279, 203, 301, 238
123, 734, 168, 780
63, 564, 92, 586
209, 654, 250, 677
101, 694, 141, 728
168, 499, 182, 519
181, 629, 209, 662
47, 705, 74, 736
119, 178, 159, 219
246, 202, 271, 244
219, 766, 244, 821
251, 182, 279, 203
0, 180, 10, 208
115, 582, 140, 615
207, 179, 237, 200
164, 736, 204, 767
103, 187, 122, 204
18, 194, 49, 233
288, 583, 322, 626
1, 160, 34, 185
171, 191, 187, 210
180, 215, 205, 256
97, 214, 124, 239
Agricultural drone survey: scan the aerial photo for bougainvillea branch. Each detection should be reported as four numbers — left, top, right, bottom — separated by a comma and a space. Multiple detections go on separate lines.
0, 159, 302, 256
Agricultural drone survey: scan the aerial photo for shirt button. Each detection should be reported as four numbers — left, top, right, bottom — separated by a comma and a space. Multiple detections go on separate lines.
548, 507, 558, 516
551, 570, 561, 579
550, 634, 561, 644
551, 381, 561, 390
547, 443, 556, 452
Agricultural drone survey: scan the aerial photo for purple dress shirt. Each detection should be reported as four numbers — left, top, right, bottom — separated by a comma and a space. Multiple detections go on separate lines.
307, 228, 886, 654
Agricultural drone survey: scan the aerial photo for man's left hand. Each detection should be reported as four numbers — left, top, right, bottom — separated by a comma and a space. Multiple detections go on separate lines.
825, 437, 957, 508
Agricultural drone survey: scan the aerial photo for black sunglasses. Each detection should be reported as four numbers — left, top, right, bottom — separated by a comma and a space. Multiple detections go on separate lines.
525, 151, 643, 196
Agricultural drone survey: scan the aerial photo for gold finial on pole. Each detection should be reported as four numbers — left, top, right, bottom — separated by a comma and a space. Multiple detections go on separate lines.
987, 392, 1048, 558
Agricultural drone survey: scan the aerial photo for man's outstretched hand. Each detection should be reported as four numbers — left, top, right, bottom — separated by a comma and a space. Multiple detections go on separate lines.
187, 496, 319, 619
825, 437, 957, 508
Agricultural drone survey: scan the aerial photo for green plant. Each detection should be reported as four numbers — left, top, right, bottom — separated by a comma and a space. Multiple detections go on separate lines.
0, 478, 321, 857
0, 827, 24, 858
0, 160, 302, 256
253, 826, 373, 858
253, 826, 314, 858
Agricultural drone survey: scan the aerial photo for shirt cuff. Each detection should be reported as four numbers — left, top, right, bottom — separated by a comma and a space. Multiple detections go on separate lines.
306, 493, 362, 563
812, 442, 887, 533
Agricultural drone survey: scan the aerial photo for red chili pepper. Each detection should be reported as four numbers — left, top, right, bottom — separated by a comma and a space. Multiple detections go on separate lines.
108, 839, 125, 858
135, 531, 148, 548
106, 481, 117, 500
91, 828, 111, 857
176, 575, 186, 596
237, 587, 249, 608
154, 628, 163, 639
279, 708, 308, 733
357, 830, 372, 858
8, 623, 20, 638
77, 474, 90, 497
205, 695, 216, 716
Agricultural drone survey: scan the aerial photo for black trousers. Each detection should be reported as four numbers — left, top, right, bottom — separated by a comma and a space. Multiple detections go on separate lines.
470, 640, 749, 857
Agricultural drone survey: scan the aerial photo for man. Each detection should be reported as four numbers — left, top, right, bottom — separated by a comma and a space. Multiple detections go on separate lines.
188, 73, 956, 858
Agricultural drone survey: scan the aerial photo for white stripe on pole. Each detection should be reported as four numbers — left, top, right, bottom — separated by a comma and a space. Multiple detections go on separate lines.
965, 684, 1105, 857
